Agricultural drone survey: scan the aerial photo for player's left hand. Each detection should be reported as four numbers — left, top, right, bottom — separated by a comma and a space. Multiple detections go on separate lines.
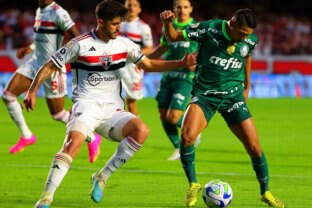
22, 90, 37, 112
16, 46, 33, 59
181, 52, 197, 69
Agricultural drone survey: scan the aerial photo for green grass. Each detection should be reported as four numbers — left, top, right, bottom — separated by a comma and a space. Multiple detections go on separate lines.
0, 98, 312, 208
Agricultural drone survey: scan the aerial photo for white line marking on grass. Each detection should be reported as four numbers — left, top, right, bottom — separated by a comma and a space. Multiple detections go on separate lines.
1, 163, 312, 179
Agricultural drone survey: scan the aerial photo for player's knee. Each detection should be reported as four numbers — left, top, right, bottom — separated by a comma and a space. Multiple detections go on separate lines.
2, 90, 17, 103
166, 113, 180, 125
181, 128, 197, 146
132, 122, 149, 144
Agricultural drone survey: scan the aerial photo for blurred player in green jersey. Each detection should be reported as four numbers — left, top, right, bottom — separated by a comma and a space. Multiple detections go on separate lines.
149, 0, 200, 161
161, 8, 285, 208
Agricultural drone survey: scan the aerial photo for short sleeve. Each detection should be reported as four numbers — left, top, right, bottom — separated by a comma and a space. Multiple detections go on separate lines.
141, 24, 153, 47
125, 39, 145, 64
51, 38, 80, 68
182, 21, 208, 42
56, 9, 75, 31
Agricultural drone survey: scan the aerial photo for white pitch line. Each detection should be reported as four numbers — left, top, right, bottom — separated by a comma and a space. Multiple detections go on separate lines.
1, 163, 312, 179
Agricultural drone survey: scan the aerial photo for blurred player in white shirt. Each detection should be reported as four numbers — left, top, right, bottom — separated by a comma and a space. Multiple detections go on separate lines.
2, 0, 101, 163
22, 1, 196, 207
120, 0, 154, 115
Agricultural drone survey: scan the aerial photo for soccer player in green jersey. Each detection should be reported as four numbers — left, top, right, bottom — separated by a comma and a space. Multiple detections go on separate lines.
148, 0, 200, 161
160, 8, 285, 208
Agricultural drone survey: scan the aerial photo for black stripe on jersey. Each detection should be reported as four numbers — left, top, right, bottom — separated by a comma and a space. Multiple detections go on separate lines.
132, 40, 143, 47
70, 62, 126, 72
34, 28, 65, 35
133, 54, 144, 64
51, 56, 63, 68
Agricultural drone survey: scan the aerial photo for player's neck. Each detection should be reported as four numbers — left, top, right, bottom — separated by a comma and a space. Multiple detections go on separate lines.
177, 17, 191, 24
94, 28, 110, 43
125, 15, 139, 22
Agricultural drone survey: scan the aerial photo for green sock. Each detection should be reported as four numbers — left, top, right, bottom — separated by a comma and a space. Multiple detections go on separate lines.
161, 121, 180, 148
180, 144, 197, 183
176, 115, 184, 128
252, 153, 269, 194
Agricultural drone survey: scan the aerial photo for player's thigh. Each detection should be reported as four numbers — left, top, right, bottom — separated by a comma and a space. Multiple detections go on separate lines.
219, 93, 252, 127
96, 110, 137, 142
45, 97, 65, 115
66, 101, 102, 139
169, 80, 193, 111
156, 79, 171, 109
4, 72, 32, 96
43, 71, 67, 101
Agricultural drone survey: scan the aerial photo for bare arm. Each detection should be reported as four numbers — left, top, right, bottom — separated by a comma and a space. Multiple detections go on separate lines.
67, 25, 80, 38
137, 52, 196, 72
147, 44, 167, 59
244, 55, 252, 102
16, 44, 34, 59
22, 60, 61, 111
160, 10, 185, 42
141, 46, 154, 56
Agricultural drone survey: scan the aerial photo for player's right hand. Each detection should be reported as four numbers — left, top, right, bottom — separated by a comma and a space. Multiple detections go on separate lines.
181, 52, 197, 69
22, 90, 37, 112
16, 46, 33, 59
160, 10, 175, 24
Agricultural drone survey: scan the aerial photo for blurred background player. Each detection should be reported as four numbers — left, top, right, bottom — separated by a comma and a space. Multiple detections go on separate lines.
1, 0, 101, 163
120, 0, 154, 116
148, 0, 200, 160
21, 1, 196, 207
160, 8, 285, 208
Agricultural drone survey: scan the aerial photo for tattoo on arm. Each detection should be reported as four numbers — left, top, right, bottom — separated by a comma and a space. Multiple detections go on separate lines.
29, 60, 60, 92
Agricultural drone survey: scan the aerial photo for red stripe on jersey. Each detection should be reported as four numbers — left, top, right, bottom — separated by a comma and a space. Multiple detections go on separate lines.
77, 52, 128, 63
120, 32, 142, 39
34, 20, 56, 27
76, 33, 91, 41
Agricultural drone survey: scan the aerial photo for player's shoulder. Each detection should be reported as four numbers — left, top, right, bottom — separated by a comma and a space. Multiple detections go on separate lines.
53, 2, 70, 15
136, 18, 151, 29
245, 33, 259, 46
116, 36, 138, 49
75, 32, 92, 42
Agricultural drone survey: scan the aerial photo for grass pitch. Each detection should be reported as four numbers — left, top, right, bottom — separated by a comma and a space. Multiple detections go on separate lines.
0, 97, 312, 208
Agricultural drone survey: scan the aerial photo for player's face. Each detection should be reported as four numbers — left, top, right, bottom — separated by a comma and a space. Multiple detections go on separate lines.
38, 0, 53, 8
231, 22, 254, 42
101, 17, 123, 39
125, 0, 141, 18
174, 0, 193, 21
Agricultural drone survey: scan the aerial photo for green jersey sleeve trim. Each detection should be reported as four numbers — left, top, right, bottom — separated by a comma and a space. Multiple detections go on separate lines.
182, 30, 190, 41
160, 37, 167, 46
173, 18, 194, 27
222, 20, 232, 41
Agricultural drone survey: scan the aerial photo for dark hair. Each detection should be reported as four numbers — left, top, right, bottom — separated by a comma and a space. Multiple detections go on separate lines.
95, 0, 128, 21
173, 0, 193, 8
234, 8, 257, 29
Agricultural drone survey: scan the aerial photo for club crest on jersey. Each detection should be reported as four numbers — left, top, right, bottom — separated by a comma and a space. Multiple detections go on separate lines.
240, 44, 249, 57
99, 56, 112, 70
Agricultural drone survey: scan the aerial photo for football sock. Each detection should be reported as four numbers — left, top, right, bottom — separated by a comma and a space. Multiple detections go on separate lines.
180, 144, 197, 183
100, 136, 141, 180
42, 152, 72, 200
176, 115, 184, 128
161, 121, 180, 148
52, 110, 70, 124
6, 100, 32, 138
252, 153, 269, 194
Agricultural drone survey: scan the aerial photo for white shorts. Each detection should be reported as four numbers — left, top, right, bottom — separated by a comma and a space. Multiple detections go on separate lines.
66, 100, 136, 142
121, 62, 144, 100
17, 57, 67, 98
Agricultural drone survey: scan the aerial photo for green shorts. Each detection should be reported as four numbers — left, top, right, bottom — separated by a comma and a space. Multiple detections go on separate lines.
156, 78, 193, 111
190, 93, 252, 126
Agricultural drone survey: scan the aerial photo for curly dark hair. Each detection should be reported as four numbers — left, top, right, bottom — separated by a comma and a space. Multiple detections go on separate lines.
95, 0, 128, 21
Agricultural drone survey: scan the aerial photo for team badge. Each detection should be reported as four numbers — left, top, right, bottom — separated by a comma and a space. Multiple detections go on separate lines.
240, 44, 249, 57
99, 56, 112, 70
226, 44, 236, 54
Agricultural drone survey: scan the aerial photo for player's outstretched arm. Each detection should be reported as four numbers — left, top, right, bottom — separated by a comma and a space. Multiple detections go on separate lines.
22, 60, 60, 112
137, 52, 196, 72
160, 10, 185, 42
16, 43, 35, 59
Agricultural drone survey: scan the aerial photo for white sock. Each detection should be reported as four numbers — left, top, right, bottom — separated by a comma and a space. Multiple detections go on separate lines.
6, 100, 32, 138
100, 137, 141, 180
42, 152, 72, 201
52, 110, 70, 124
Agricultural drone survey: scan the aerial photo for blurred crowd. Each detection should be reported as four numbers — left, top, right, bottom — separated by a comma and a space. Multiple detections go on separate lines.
1, 8, 312, 56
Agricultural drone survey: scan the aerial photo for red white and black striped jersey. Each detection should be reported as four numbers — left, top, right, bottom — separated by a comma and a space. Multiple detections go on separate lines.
33, 1, 74, 65
51, 29, 145, 106
119, 17, 153, 48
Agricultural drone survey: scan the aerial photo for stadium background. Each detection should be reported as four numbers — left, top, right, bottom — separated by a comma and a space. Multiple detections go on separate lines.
1, 0, 312, 98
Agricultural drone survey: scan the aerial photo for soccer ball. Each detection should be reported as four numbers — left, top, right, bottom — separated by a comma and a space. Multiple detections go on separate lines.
202, 179, 233, 208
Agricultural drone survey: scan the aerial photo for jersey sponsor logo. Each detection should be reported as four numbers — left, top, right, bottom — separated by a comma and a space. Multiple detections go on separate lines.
88, 46, 96, 51
213, 38, 222, 46
168, 41, 190, 48
188, 28, 206, 38
87, 72, 118, 86
207, 28, 223, 35
190, 23, 200, 28
209, 56, 243, 70
227, 101, 245, 113
99, 56, 112, 70
240, 44, 249, 57
245, 38, 256, 46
